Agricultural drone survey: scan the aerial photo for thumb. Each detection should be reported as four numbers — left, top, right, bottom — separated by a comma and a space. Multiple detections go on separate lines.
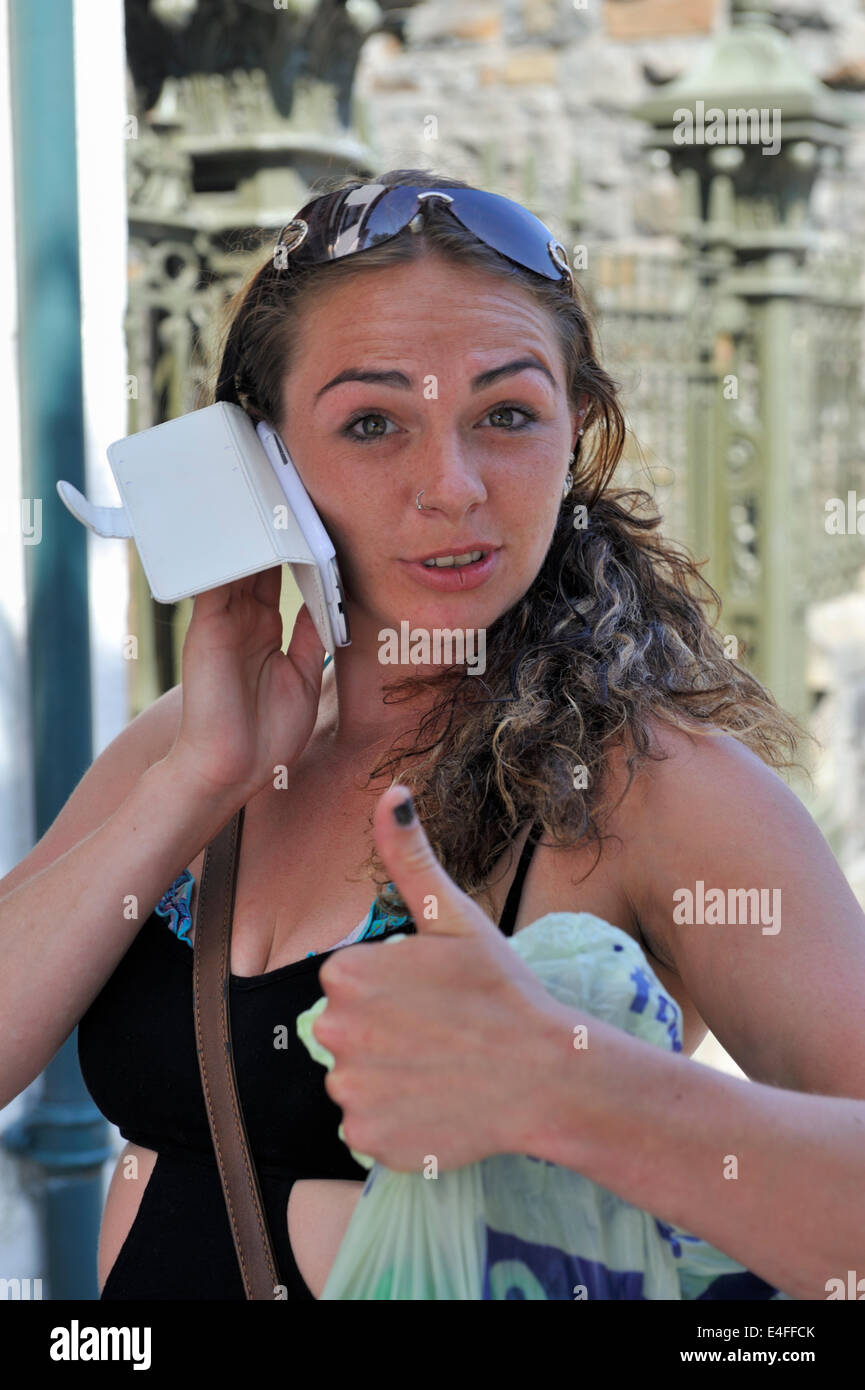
373, 785, 488, 937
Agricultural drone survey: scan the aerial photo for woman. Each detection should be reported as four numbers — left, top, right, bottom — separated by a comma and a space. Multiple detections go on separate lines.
2, 168, 863, 1301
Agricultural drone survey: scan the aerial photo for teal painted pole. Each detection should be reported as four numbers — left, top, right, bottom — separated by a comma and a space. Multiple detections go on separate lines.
2, 0, 112, 1299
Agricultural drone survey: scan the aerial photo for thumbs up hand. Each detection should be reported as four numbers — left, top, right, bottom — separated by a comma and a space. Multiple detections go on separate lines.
314, 784, 572, 1172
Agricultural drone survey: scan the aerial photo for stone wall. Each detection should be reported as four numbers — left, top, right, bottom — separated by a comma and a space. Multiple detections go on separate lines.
355, 0, 865, 247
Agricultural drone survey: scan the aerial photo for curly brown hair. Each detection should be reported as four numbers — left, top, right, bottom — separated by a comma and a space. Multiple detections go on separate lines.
210, 167, 811, 922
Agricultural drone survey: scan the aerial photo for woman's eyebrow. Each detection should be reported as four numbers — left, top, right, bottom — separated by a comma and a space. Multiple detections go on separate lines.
314, 356, 557, 403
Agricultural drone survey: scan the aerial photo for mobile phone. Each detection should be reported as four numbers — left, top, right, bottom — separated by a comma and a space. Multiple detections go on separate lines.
253, 418, 350, 654
56, 402, 351, 656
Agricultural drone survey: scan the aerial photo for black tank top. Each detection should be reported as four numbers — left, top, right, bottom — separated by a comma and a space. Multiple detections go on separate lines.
77, 820, 541, 1300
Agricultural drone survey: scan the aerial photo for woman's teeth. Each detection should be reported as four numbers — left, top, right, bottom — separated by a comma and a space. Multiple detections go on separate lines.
422, 550, 486, 569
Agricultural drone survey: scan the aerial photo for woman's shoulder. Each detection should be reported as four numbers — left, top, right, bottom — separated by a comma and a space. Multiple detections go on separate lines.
612, 714, 797, 822
606, 713, 812, 963
593, 714, 804, 887
545, 714, 790, 932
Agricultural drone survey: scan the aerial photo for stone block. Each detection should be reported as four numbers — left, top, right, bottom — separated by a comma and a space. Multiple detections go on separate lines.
453, 10, 501, 40
523, 0, 558, 36
502, 49, 559, 84
408, 1, 502, 45
822, 55, 865, 90
603, 0, 719, 41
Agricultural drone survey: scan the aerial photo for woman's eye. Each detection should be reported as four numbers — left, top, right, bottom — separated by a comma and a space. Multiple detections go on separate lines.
343, 404, 539, 441
344, 412, 398, 442
483, 405, 538, 430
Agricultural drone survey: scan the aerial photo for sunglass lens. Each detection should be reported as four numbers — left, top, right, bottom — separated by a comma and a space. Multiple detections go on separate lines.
448, 189, 566, 282
298, 183, 420, 260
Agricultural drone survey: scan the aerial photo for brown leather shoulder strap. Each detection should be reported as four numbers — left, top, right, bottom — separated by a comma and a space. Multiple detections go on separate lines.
192, 805, 281, 1300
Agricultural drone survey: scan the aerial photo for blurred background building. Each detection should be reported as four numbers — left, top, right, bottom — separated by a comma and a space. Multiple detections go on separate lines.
1, 0, 863, 1297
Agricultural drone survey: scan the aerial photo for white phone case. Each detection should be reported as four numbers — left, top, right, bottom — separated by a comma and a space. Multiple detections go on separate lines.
57, 402, 350, 656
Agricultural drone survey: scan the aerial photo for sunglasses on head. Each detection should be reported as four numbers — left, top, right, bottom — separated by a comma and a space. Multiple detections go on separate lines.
274, 183, 575, 294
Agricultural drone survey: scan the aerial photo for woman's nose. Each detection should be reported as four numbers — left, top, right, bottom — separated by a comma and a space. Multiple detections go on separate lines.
412, 434, 488, 514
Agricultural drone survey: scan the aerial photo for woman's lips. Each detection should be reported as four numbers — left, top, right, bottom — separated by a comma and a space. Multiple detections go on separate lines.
399, 548, 501, 591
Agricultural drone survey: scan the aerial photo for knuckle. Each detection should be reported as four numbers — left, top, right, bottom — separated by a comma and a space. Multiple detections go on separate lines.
311, 1010, 337, 1048
315, 1005, 367, 1057
323, 1067, 348, 1106
317, 957, 340, 991
341, 1114, 373, 1155
319, 955, 355, 995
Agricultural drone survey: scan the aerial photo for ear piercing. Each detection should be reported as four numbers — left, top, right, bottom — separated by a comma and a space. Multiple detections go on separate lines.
563, 452, 574, 498
563, 415, 587, 496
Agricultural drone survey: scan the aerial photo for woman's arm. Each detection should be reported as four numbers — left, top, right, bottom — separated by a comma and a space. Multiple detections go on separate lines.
516, 999, 865, 1301
0, 748, 243, 1109
619, 721, 865, 1098
512, 720, 865, 1301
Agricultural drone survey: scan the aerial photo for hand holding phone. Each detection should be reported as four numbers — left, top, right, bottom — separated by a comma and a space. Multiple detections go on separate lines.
166, 568, 328, 804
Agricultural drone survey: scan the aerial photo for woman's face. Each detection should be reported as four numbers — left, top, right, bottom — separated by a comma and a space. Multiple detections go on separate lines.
279, 251, 581, 657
